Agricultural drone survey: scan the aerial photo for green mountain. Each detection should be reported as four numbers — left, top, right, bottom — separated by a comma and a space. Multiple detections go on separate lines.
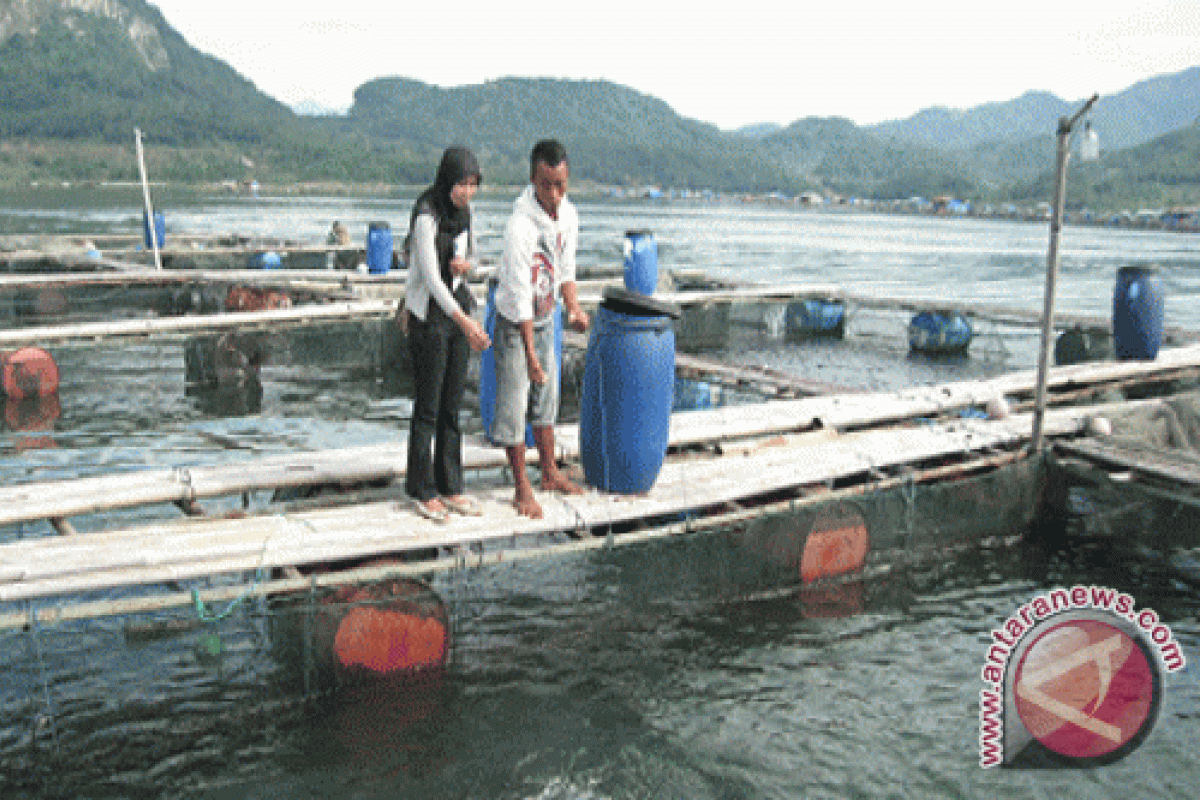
0, 0, 294, 144
763, 117, 976, 198
0, 0, 424, 182
335, 76, 796, 191
0, 0, 1196, 211
871, 68, 1200, 152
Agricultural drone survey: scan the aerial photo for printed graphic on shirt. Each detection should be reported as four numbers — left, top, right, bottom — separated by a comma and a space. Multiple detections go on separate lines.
532, 235, 557, 320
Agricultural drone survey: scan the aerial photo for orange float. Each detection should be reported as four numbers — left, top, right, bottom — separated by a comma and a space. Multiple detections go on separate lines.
800, 504, 870, 583
1, 347, 60, 399
275, 569, 451, 686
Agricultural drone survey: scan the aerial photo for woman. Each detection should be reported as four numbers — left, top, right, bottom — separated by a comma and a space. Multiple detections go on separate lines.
404, 146, 491, 520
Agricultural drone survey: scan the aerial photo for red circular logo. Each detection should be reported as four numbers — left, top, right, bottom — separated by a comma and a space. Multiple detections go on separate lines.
1013, 617, 1161, 763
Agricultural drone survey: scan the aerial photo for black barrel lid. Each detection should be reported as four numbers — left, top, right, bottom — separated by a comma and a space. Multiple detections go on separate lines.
601, 286, 681, 319
625, 229, 654, 238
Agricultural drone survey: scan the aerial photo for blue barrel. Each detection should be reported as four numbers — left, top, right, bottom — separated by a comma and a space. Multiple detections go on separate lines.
479, 280, 562, 447
908, 311, 972, 353
623, 230, 658, 295
786, 299, 845, 337
579, 288, 680, 494
1113, 266, 1164, 360
142, 211, 166, 249
367, 222, 393, 274
673, 377, 714, 411
249, 251, 282, 269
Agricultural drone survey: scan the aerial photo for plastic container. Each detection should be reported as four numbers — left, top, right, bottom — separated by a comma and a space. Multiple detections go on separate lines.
479, 280, 562, 447
579, 287, 680, 494
249, 251, 282, 269
908, 311, 972, 354
623, 230, 658, 295
366, 222, 393, 274
786, 299, 845, 338
1113, 266, 1164, 360
142, 211, 166, 249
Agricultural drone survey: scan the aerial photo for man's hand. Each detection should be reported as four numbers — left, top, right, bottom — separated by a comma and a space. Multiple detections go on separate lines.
567, 307, 589, 333
449, 256, 471, 277
527, 356, 547, 385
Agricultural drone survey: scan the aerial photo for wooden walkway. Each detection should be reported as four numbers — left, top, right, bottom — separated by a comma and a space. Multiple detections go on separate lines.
0, 405, 1088, 605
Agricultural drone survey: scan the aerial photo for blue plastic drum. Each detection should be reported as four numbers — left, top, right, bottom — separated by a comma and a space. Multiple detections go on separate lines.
479, 280, 562, 447
1113, 266, 1164, 360
786, 299, 845, 337
143, 211, 166, 249
579, 288, 680, 494
367, 222, 393, 274
908, 311, 972, 354
623, 230, 658, 295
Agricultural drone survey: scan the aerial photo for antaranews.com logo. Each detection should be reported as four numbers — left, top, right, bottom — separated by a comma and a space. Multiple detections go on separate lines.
979, 585, 1187, 768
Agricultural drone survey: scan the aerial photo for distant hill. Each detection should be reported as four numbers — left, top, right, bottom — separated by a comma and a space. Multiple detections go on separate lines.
872, 67, 1200, 152
733, 123, 784, 139
335, 77, 797, 191
763, 117, 977, 198
0, 0, 1196, 210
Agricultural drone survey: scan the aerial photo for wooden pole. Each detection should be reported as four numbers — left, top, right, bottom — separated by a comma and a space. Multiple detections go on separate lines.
1032, 94, 1098, 451
134, 128, 163, 271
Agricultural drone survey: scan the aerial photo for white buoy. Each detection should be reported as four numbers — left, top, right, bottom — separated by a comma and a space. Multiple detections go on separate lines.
1086, 416, 1113, 437
985, 395, 1010, 420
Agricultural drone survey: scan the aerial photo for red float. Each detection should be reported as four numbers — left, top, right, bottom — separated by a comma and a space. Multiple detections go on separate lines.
800, 504, 870, 583
0, 347, 60, 399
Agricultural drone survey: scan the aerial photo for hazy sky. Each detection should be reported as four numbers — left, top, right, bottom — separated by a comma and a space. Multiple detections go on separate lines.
152, 0, 1199, 129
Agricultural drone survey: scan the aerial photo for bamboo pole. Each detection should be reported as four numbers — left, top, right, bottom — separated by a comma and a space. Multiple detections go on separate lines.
134, 129, 163, 272
1032, 94, 1099, 451
0, 300, 399, 347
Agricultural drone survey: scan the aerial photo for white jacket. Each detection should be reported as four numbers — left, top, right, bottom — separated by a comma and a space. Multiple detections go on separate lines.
404, 212, 476, 321
494, 185, 578, 326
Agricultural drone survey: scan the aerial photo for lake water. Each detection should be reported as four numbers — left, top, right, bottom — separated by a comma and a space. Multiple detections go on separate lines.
1, 188, 1198, 798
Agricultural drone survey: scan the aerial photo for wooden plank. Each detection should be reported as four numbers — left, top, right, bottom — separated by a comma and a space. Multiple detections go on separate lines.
1055, 439, 1200, 489
2, 348, 1199, 527
0, 407, 1086, 602
0, 300, 399, 346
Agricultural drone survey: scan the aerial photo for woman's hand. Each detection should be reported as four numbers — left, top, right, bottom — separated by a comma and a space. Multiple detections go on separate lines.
461, 316, 491, 352
449, 256, 472, 278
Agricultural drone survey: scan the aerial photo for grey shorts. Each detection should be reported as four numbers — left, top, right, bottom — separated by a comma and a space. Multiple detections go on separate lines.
491, 314, 558, 445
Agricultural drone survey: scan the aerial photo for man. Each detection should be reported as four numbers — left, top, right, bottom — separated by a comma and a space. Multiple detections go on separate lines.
492, 139, 589, 518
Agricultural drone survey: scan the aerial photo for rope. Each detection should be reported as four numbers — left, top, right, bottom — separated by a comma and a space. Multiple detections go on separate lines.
26, 602, 59, 748
189, 515, 299, 623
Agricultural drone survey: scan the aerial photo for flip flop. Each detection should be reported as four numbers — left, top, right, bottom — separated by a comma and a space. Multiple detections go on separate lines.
410, 498, 450, 522
442, 495, 484, 516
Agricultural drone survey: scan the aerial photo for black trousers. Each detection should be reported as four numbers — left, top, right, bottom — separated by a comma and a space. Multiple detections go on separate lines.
405, 305, 470, 501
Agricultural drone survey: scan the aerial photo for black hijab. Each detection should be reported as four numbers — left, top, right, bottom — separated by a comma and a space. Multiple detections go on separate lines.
407, 146, 481, 293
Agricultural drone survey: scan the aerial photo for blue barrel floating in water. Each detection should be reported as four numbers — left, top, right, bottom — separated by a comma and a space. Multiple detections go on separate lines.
786, 299, 845, 338
249, 251, 282, 269
908, 311, 972, 354
1113, 266, 1164, 360
142, 211, 165, 249
623, 230, 658, 295
366, 222, 393, 274
479, 280, 562, 447
673, 376, 714, 411
580, 287, 680, 494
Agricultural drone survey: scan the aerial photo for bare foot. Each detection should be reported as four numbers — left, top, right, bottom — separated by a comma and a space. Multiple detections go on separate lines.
513, 487, 543, 519
542, 468, 585, 495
